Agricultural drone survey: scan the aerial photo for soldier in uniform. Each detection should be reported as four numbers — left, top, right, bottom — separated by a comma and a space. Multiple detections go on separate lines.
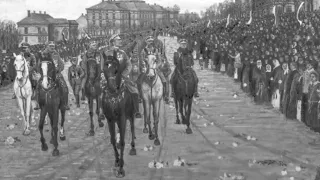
68, 57, 85, 107
170, 38, 199, 98
138, 34, 170, 104
40, 41, 70, 110
100, 34, 142, 118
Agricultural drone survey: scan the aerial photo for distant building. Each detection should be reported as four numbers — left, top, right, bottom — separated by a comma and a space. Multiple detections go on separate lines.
86, 0, 179, 37
17, 10, 79, 45
76, 13, 88, 39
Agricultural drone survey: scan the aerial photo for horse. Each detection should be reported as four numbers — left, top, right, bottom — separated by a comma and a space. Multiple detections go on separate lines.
101, 50, 136, 178
139, 54, 163, 146
37, 53, 67, 156
13, 53, 36, 136
172, 53, 196, 134
84, 57, 104, 136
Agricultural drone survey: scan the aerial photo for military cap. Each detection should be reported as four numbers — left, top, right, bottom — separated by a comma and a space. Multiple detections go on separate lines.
178, 39, 187, 44
21, 42, 30, 48
47, 41, 55, 46
109, 34, 121, 43
145, 35, 154, 42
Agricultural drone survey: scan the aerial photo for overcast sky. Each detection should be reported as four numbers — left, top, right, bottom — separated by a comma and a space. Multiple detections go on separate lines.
0, 0, 224, 22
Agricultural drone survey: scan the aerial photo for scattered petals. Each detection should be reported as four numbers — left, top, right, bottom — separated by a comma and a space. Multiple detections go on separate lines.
232, 142, 239, 147
281, 169, 288, 176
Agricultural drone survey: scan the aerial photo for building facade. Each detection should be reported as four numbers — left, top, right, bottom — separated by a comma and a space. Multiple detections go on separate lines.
17, 10, 79, 45
86, 0, 179, 37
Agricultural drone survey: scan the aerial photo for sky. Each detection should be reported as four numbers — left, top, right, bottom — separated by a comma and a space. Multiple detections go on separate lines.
0, 0, 224, 22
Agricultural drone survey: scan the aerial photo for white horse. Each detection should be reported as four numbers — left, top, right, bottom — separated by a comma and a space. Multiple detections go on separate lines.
13, 53, 36, 135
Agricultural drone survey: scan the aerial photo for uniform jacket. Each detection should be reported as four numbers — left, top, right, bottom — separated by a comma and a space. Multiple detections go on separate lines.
68, 65, 85, 83
81, 49, 102, 77
102, 47, 132, 78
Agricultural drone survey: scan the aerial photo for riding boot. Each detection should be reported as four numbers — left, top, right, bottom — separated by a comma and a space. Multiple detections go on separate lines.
133, 94, 142, 118
12, 93, 16, 99
136, 74, 143, 103
194, 83, 199, 98
76, 94, 80, 108
163, 82, 169, 104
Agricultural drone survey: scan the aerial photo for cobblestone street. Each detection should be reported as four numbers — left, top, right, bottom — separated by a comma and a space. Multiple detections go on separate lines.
0, 37, 320, 180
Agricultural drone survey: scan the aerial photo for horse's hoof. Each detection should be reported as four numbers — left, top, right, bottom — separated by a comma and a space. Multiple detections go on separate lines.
52, 149, 59, 156
149, 134, 155, 140
23, 129, 31, 136
50, 139, 53, 144
154, 138, 160, 146
175, 120, 181, 124
186, 128, 193, 134
98, 121, 104, 128
129, 148, 137, 156
60, 135, 66, 141
41, 143, 48, 151
143, 128, 148, 134
115, 168, 125, 178
86, 130, 95, 136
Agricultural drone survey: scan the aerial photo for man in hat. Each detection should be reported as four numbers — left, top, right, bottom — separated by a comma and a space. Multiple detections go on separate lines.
100, 33, 142, 118
40, 41, 70, 110
170, 38, 199, 98
80, 40, 102, 100
138, 34, 170, 104
68, 57, 84, 108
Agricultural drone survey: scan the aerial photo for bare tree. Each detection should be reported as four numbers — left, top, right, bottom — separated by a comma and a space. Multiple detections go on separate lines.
0, 20, 19, 50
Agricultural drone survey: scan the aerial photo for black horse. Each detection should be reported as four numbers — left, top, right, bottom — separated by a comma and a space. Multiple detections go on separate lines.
37, 52, 67, 156
101, 50, 136, 178
84, 57, 104, 136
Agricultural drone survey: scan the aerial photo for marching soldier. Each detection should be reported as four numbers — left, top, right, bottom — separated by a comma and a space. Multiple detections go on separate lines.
170, 38, 199, 98
41, 41, 70, 110
100, 34, 142, 118
68, 57, 85, 107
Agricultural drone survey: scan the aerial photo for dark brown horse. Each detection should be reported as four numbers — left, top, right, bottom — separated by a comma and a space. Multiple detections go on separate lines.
84, 58, 104, 136
172, 53, 195, 134
101, 50, 136, 178
37, 53, 67, 156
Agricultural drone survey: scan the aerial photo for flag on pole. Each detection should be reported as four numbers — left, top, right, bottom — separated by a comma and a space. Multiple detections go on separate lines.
246, 11, 252, 25
272, 6, 279, 27
297, 2, 304, 26
226, 14, 230, 28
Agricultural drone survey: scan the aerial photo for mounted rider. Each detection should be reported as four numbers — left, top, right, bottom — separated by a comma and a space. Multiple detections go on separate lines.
12, 42, 38, 100
40, 41, 70, 110
68, 57, 85, 108
170, 38, 199, 98
138, 31, 170, 104
100, 33, 142, 118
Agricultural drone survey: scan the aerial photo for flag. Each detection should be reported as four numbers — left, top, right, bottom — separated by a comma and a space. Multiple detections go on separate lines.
246, 11, 252, 25
272, 6, 279, 27
226, 14, 230, 28
297, 2, 304, 26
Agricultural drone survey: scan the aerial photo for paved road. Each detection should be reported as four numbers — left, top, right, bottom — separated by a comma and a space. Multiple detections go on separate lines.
0, 37, 320, 180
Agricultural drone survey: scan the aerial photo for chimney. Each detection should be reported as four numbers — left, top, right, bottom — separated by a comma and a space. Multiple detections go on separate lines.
33, 10, 36, 13
39, 11, 42, 14
44, 11, 46, 14
27, 10, 31, 17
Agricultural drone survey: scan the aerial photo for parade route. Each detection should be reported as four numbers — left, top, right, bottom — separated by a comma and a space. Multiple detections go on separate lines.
0, 37, 320, 180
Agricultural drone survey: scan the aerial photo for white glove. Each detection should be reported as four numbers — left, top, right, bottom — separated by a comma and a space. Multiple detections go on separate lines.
101, 73, 106, 80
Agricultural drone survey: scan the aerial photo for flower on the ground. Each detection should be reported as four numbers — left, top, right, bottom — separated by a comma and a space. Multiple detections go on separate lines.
5, 136, 15, 145
281, 168, 287, 176
173, 156, 185, 167
232, 142, 239, 147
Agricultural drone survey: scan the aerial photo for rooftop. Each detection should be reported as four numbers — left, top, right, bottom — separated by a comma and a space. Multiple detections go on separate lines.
17, 11, 54, 25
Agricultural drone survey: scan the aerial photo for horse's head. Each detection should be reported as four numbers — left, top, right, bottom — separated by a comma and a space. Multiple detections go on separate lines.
39, 53, 56, 89
145, 54, 158, 78
103, 52, 121, 92
13, 53, 28, 82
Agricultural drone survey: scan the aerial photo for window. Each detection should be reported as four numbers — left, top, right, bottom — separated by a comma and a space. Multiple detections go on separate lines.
106, 13, 109, 19
113, 12, 115, 19
93, 12, 95, 19
99, 12, 102, 19
24, 27, 28, 34
38, 27, 41, 34
25, 36, 28, 43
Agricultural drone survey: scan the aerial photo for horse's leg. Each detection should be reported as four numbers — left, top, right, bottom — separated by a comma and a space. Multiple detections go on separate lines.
153, 99, 161, 146
39, 108, 48, 151
87, 97, 95, 136
49, 107, 60, 156
30, 100, 36, 126
185, 98, 193, 134
142, 100, 148, 133
174, 96, 180, 124
129, 116, 136, 155
146, 101, 154, 140
17, 97, 27, 134
179, 98, 185, 124
107, 120, 120, 167
22, 96, 32, 135
59, 108, 66, 141
115, 114, 126, 178
96, 96, 104, 127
